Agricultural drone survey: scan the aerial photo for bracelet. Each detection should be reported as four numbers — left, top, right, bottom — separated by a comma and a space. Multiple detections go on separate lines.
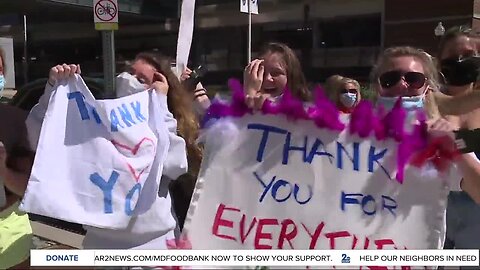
47, 80, 55, 87
454, 128, 480, 153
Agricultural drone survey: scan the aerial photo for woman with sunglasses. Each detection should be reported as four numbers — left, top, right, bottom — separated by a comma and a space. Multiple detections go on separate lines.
331, 77, 362, 114
371, 46, 480, 249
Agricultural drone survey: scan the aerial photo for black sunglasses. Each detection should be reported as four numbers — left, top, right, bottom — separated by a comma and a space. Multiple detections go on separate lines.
379, 71, 427, 89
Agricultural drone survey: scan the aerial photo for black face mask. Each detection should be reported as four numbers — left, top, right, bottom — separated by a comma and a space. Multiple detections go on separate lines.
440, 56, 480, 86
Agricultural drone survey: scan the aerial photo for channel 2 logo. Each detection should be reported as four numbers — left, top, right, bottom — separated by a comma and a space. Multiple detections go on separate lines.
341, 253, 351, 264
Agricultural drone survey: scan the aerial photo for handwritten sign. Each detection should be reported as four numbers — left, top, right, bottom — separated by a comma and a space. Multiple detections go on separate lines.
20, 75, 169, 229
184, 115, 453, 251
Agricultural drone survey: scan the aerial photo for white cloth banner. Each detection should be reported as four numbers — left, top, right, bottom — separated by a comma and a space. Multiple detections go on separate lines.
176, 0, 196, 77
184, 115, 454, 250
21, 75, 170, 229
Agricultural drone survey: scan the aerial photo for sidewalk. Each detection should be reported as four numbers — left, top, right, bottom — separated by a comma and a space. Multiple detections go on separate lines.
31, 221, 84, 249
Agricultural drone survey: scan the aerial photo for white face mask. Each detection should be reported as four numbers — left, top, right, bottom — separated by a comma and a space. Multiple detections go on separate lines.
115, 72, 147, 98
340, 92, 357, 108
377, 93, 427, 130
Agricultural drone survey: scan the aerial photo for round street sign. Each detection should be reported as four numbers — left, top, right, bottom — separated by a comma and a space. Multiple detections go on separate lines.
94, 0, 118, 22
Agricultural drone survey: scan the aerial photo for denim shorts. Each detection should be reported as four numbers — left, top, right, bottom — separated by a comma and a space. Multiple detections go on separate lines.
446, 191, 480, 249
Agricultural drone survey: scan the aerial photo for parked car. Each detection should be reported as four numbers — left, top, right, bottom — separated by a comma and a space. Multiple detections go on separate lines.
10, 77, 105, 111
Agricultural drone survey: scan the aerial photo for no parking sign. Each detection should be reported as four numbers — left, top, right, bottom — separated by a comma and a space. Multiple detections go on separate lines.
93, 0, 119, 30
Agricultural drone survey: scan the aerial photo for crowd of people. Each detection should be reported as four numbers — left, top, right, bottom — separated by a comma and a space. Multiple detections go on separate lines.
0, 24, 480, 269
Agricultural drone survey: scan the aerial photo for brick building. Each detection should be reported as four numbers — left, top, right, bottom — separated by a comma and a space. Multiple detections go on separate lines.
384, 0, 478, 55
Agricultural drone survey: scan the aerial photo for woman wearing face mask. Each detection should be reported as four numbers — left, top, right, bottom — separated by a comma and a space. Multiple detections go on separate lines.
127, 53, 202, 232
433, 27, 480, 116
243, 42, 311, 109
371, 46, 480, 248
437, 26, 480, 131
333, 77, 361, 114
25, 51, 201, 249
435, 26, 480, 252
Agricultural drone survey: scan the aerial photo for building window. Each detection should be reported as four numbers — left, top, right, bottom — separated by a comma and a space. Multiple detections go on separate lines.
319, 14, 381, 48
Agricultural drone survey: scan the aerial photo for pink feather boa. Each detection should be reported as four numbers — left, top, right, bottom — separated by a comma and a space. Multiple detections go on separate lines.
203, 79, 432, 183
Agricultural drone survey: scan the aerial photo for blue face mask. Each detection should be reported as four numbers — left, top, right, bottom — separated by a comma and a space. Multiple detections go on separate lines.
377, 94, 425, 111
0, 75, 5, 97
340, 92, 357, 108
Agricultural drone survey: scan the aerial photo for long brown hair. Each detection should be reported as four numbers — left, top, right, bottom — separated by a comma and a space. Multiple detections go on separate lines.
134, 52, 202, 177
259, 42, 311, 101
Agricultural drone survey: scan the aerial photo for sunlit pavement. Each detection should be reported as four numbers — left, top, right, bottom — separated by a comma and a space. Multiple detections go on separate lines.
31, 221, 83, 249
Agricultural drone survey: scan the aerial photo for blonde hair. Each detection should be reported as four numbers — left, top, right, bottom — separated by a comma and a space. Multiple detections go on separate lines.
370, 46, 441, 119
341, 78, 361, 90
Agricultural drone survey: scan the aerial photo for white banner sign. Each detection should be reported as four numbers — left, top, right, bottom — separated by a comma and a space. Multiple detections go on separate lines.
185, 115, 451, 251
21, 75, 169, 229
240, 0, 259, 14
176, 0, 196, 77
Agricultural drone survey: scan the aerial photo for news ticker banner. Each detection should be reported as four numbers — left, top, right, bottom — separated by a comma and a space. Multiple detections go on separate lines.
31, 249, 479, 267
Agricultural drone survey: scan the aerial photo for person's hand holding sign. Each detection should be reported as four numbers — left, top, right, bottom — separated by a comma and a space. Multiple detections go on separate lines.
427, 118, 457, 152
151, 72, 169, 95
47, 64, 81, 87
244, 59, 266, 110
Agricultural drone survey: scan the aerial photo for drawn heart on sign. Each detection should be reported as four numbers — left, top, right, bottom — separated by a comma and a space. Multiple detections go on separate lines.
111, 137, 155, 182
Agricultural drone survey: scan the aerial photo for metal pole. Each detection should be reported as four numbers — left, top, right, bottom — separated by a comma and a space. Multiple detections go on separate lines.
102, 31, 116, 97
247, 0, 252, 63
23, 15, 28, 85
380, 0, 385, 51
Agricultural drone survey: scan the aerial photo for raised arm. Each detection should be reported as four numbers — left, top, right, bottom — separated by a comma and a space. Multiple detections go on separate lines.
434, 90, 480, 116
25, 64, 80, 150
428, 118, 480, 203
180, 67, 211, 118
